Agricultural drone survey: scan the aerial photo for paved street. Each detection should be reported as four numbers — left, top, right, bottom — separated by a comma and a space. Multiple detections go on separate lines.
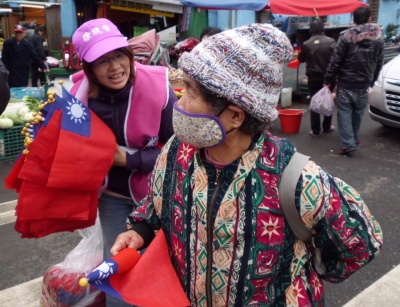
0, 100, 399, 306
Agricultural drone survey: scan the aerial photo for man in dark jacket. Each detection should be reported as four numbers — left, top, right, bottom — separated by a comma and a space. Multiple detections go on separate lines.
28, 26, 47, 87
1, 24, 48, 88
298, 19, 336, 137
324, 7, 384, 154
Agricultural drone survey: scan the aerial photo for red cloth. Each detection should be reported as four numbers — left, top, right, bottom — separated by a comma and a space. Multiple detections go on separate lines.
88, 230, 190, 307
270, 0, 366, 16
47, 113, 116, 191
5, 91, 116, 238
287, 59, 300, 69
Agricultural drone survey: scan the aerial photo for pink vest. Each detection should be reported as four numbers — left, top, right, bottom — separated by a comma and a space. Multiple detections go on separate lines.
70, 62, 169, 204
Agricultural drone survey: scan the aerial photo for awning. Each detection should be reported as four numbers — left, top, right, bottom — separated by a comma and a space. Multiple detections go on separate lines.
180, 0, 269, 11
118, 0, 183, 14
270, 0, 366, 16
4, 1, 62, 8
180, 0, 366, 16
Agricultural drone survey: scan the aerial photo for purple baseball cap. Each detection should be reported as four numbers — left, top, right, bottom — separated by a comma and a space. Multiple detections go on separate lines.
72, 18, 129, 63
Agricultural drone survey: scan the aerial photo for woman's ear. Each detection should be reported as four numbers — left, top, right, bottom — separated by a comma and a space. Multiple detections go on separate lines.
226, 104, 246, 128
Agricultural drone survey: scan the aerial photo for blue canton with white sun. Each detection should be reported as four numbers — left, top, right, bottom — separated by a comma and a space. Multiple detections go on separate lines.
60, 88, 91, 137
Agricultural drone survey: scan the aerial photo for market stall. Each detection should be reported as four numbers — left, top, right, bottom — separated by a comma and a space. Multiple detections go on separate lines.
181, 0, 367, 101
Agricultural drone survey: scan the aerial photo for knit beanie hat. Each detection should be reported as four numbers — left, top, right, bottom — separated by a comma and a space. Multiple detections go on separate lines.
179, 23, 293, 122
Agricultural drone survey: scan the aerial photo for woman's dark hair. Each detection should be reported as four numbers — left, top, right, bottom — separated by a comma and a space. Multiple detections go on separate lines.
34, 26, 44, 34
197, 82, 268, 136
82, 46, 135, 98
200, 27, 223, 41
309, 20, 325, 35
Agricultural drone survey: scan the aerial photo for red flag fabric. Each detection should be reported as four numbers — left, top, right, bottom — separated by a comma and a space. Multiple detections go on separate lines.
5, 88, 116, 238
4, 154, 25, 192
85, 229, 190, 307
47, 108, 116, 191
287, 59, 300, 69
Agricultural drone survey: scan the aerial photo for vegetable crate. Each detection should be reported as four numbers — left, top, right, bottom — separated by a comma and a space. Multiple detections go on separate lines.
0, 125, 24, 161
10, 87, 45, 100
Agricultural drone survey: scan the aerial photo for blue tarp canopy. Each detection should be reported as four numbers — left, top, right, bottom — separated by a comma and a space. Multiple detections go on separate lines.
179, 0, 269, 11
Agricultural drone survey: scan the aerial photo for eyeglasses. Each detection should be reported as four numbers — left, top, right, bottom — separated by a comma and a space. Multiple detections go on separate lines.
92, 52, 128, 69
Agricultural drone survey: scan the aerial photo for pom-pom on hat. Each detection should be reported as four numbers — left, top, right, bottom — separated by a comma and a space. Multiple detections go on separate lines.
72, 18, 129, 63
179, 23, 293, 123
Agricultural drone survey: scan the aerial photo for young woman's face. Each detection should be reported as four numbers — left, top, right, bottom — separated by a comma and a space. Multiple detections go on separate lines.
92, 50, 130, 91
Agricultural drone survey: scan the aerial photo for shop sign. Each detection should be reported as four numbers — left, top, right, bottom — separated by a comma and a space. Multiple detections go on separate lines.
110, 0, 174, 17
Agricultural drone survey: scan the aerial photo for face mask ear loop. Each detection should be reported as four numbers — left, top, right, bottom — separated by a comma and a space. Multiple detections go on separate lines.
226, 127, 238, 134
216, 103, 231, 117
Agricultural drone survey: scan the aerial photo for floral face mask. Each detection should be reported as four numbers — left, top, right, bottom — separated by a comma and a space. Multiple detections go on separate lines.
172, 102, 234, 148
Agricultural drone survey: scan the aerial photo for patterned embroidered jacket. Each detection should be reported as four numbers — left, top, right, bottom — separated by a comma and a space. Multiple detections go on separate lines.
130, 132, 383, 307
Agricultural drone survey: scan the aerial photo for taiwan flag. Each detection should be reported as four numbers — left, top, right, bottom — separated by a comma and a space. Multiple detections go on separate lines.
5, 87, 116, 238
80, 229, 190, 307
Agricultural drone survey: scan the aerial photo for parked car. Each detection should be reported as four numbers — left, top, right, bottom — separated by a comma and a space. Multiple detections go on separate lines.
368, 54, 400, 129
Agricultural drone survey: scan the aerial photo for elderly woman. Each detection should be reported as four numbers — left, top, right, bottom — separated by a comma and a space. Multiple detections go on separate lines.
111, 24, 382, 306
70, 18, 176, 307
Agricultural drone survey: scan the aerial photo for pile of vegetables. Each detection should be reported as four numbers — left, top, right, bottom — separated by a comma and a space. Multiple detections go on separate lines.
0, 96, 42, 129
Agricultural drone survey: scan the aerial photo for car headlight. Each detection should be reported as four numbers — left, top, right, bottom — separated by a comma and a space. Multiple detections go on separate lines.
375, 71, 383, 88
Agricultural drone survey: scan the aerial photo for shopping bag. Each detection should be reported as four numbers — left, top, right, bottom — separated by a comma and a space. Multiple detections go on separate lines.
40, 217, 105, 307
310, 87, 335, 117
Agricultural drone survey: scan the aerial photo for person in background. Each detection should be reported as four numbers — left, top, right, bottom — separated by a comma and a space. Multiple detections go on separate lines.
28, 26, 47, 87
1, 25, 48, 88
111, 24, 382, 306
0, 59, 10, 115
23, 22, 35, 41
298, 19, 336, 137
71, 18, 176, 307
324, 7, 384, 154
200, 26, 222, 41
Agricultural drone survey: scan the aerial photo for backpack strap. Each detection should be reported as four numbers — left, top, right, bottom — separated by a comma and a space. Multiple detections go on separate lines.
279, 151, 326, 275
279, 152, 312, 243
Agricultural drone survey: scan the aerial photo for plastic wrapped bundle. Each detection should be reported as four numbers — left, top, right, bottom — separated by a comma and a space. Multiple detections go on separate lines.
40, 218, 105, 307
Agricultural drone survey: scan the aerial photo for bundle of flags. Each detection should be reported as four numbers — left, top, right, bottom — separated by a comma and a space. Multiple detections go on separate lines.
5, 87, 116, 238
79, 229, 190, 307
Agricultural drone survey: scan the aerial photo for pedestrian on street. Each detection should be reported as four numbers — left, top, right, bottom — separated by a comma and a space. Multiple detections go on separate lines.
298, 19, 336, 137
200, 26, 222, 41
1, 25, 48, 88
28, 26, 47, 87
324, 7, 384, 154
70, 18, 176, 307
111, 24, 383, 306
23, 22, 35, 41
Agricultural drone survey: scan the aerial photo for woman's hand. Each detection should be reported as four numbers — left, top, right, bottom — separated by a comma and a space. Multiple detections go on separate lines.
110, 230, 144, 256
113, 144, 127, 167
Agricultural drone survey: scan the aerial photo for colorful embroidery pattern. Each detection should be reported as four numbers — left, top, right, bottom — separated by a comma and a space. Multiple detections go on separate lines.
131, 132, 382, 306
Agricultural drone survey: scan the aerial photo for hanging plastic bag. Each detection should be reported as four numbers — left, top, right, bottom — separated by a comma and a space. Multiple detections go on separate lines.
40, 217, 105, 307
310, 87, 335, 117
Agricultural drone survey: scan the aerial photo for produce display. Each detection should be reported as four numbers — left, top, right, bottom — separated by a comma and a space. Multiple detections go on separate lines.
168, 68, 183, 82
0, 96, 42, 128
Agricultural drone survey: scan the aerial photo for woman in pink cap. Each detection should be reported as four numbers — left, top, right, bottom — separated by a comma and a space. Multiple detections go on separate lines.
70, 18, 176, 307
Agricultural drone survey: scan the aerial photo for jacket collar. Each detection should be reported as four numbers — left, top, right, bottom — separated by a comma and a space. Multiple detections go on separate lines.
96, 82, 132, 104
